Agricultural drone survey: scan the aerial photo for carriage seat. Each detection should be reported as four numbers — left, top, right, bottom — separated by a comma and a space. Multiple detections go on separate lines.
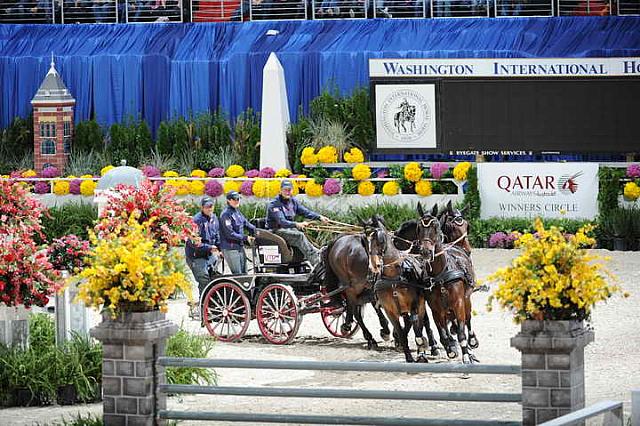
255, 229, 305, 264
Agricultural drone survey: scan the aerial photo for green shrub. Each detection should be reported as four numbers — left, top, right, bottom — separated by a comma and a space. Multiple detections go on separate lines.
233, 109, 261, 171
40, 202, 98, 242
108, 117, 153, 167
165, 327, 216, 386
74, 120, 104, 153
29, 313, 56, 351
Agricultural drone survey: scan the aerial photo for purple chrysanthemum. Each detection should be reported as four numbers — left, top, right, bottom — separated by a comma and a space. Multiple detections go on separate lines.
142, 165, 161, 178
245, 169, 259, 178
69, 179, 82, 195
240, 180, 254, 196
258, 167, 275, 178
488, 232, 507, 248
205, 180, 223, 197
376, 169, 389, 179
430, 163, 449, 180
627, 164, 640, 179
208, 167, 225, 178
322, 178, 341, 196
42, 166, 60, 178
10, 171, 22, 178
34, 181, 51, 194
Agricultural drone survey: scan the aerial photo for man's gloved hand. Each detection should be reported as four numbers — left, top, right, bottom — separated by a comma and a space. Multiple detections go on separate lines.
296, 221, 309, 230
319, 215, 330, 224
247, 236, 256, 245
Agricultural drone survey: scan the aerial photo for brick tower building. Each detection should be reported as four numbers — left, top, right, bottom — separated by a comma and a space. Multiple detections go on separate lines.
31, 58, 75, 173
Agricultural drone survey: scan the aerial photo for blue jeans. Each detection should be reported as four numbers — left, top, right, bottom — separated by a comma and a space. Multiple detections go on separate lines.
223, 249, 247, 275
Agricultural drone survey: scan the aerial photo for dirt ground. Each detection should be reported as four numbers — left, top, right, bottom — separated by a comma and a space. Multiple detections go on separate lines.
1, 249, 639, 426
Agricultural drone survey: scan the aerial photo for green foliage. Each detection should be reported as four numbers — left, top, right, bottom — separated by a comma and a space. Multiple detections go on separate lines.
462, 167, 480, 220
65, 149, 102, 176
0, 116, 34, 174
49, 413, 104, 426
40, 202, 98, 242
306, 166, 331, 185
239, 202, 267, 221
165, 328, 216, 386
233, 108, 261, 170
107, 117, 153, 167
287, 111, 312, 173
598, 167, 625, 218
600, 207, 639, 238
29, 313, 55, 351
200, 145, 239, 171
308, 119, 353, 157
156, 116, 191, 157
73, 120, 104, 153
141, 148, 177, 171
194, 110, 232, 152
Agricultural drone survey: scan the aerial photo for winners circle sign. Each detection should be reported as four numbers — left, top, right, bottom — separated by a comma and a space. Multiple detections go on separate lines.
375, 84, 437, 149
478, 163, 599, 220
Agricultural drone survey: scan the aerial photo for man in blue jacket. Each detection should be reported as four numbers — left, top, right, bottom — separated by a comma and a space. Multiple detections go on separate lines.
185, 196, 221, 307
266, 180, 329, 266
219, 191, 256, 274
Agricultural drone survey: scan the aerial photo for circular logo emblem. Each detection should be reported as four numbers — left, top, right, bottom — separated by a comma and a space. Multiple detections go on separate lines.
380, 89, 431, 143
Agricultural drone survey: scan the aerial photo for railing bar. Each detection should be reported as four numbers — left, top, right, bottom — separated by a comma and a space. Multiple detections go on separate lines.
538, 400, 623, 426
160, 384, 522, 402
159, 410, 521, 425
158, 357, 521, 374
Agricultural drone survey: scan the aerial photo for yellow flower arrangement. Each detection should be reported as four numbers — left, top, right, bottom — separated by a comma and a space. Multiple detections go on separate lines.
166, 179, 190, 196
352, 164, 371, 181
191, 169, 207, 178
268, 180, 282, 197
486, 218, 620, 323
623, 181, 640, 201
226, 165, 245, 178
101, 165, 114, 176
415, 180, 433, 197
223, 180, 242, 194
382, 181, 400, 196
75, 215, 192, 318
305, 180, 324, 197
300, 147, 318, 166
453, 162, 472, 181
162, 170, 179, 178
343, 147, 364, 163
53, 180, 70, 195
295, 174, 308, 190
357, 181, 375, 196
275, 168, 292, 178
189, 180, 205, 195
403, 162, 423, 182
21, 169, 37, 178
81, 174, 93, 179
80, 180, 97, 196
252, 179, 269, 197
317, 146, 338, 163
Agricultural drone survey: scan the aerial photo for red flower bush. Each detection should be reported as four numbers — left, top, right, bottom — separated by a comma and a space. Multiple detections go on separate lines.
0, 179, 48, 239
47, 235, 90, 271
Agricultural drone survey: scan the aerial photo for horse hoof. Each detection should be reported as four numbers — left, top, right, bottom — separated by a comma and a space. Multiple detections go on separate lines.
469, 353, 480, 363
469, 336, 479, 349
367, 340, 379, 350
381, 331, 391, 342
430, 347, 440, 357
447, 349, 458, 359
340, 323, 352, 335
417, 355, 429, 363
405, 357, 415, 363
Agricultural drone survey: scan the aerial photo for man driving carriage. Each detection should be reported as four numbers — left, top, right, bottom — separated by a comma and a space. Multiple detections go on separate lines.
266, 180, 329, 266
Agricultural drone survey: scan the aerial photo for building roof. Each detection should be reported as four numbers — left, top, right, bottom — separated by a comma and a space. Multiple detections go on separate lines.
31, 58, 75, 104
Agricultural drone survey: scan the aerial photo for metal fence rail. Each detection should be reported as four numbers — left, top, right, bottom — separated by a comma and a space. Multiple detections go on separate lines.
157, 357, 521, 425
618, 0, 640, 15
558, 0, 611, 15
432, 0, 490, 17
126, 0, 183, 22
191, 0, 243, 21
250, 0, 308, 20
61, 0, 119, 23
495, 0, 553, 16
0, 0, 54, 23
538, 400, 623, 426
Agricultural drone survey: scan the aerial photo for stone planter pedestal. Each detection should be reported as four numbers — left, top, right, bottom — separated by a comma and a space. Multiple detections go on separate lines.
511, 320, 594, 425
91, 310, 177, 426
0, 304, 30, 349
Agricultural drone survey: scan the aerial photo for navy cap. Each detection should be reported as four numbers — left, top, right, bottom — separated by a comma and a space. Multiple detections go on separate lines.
201, 196, 215, 207
226, 190, 240, 200
280, 180, 294, 190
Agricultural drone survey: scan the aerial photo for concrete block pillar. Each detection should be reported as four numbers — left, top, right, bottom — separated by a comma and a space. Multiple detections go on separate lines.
511, 320, 594, 425
91, 310, 177, 426
0, 305, 29, 350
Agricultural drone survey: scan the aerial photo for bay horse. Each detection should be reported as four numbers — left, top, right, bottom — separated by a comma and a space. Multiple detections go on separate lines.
367, 215, 429, 363
416, 204, 479, 364
322, 216, 391, 350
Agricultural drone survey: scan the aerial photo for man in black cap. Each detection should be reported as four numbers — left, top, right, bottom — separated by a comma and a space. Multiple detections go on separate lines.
266, 180, 329, 266
219, 190, 256, 274
185, 196, 221, 317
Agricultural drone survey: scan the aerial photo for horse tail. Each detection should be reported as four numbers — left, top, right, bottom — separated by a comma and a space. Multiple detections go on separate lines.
322, 239, 339, 291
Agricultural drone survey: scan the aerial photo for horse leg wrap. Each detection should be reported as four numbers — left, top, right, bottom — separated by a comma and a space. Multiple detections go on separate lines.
459, 339, 467, 348
415, 336, 425, 347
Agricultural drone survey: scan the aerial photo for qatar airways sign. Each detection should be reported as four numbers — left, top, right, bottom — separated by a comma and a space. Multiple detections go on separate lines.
477, 163, 599, 220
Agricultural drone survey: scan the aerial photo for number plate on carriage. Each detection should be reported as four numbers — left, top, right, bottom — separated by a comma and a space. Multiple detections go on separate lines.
259, 246, 281, 264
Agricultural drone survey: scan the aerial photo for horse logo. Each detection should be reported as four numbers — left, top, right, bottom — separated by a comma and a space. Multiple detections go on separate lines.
394, 98, 417, 134
559, 171, 583, 195
379, 88, 431, 144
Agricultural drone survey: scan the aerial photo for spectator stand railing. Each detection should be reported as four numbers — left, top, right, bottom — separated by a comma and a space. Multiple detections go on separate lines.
249, 0, 308, 21
0, 0, 54, 23
371, 0, 425, 18
558, 0, 611, 15
61, 0, 119, 23
495, 0, 553, 17
618, 0, 640, 15
312, 0, 368, 19
191, 0, 243, 21
126, 0, 183, 22
431, 0, 490, 18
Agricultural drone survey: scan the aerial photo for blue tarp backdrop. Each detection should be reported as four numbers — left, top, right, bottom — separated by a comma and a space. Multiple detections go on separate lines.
1, 16, 639, 134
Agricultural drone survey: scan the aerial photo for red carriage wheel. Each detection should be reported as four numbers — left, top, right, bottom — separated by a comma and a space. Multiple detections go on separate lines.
203, 282, 251, 342
321, 303, 360, 338
256, 284, 301, 344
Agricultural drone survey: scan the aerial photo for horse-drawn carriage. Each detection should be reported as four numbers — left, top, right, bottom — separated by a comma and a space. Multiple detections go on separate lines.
198, 227, 358, 344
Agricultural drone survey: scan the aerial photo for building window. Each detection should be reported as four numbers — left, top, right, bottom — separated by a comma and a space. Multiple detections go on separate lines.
64, 121, 71, 137
40, 123, 57, 138
64, 137, 71, 154
41, 139, 56, 155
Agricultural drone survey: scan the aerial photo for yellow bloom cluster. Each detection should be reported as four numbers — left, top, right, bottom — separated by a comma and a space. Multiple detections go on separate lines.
295, 174, 308, 190
21, 169, 37, 178
487, 218, 619, 323
165, 179, 190, 195
623, 181, 640, 201
101, 165, 115, 176
275, 168, 292, 178
53, 180, 70, 195
80, 180, 97, 196
317, 146, 338, 163
352, 164, 371, 181
415, 179, 433, 196
382, 181, 400, 196
253, 179, 281, 197
223, 180, 242, 194
357, 181, 375, 196
189, 180, 205, 195
453, 162, 472, 181
404, 162, 423, 182
163, 170, 179, 178
343, 147, 364, 163
75, 215, 192, 318
305, 180, 324, 197
190, 169, 207, 178
226, 165, 245, 178
300, 147, 318, 166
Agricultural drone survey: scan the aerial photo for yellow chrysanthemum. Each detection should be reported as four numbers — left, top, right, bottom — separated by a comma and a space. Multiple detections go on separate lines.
252, 179, 269, 198
226, 165, 245, 178
300, 147, 318, 166
404, 162, 423, 183
101, 165, 115, 176
623, 181, 640, 201
453, 162, 472, 181
343, 147, 364, 164
305, 180, 324, 197
382, 181, 400, 196
317, 146, 338, 164
268, 180, 281, 197
415, 180, 433, 197
223, 180, 242, 194
189, 180, 205, 195
162, 170, 179, 178
80, 180, 97, 196
295, 174, 308, 190
21, 169, 37, 178
81, 174, 93, 179
357, 181, 375, 196
191, 169, 207, 178
352, 164, 372, 181
275, 168, 292, 178
53, 180, 70, 195
166, 179, 190, 196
